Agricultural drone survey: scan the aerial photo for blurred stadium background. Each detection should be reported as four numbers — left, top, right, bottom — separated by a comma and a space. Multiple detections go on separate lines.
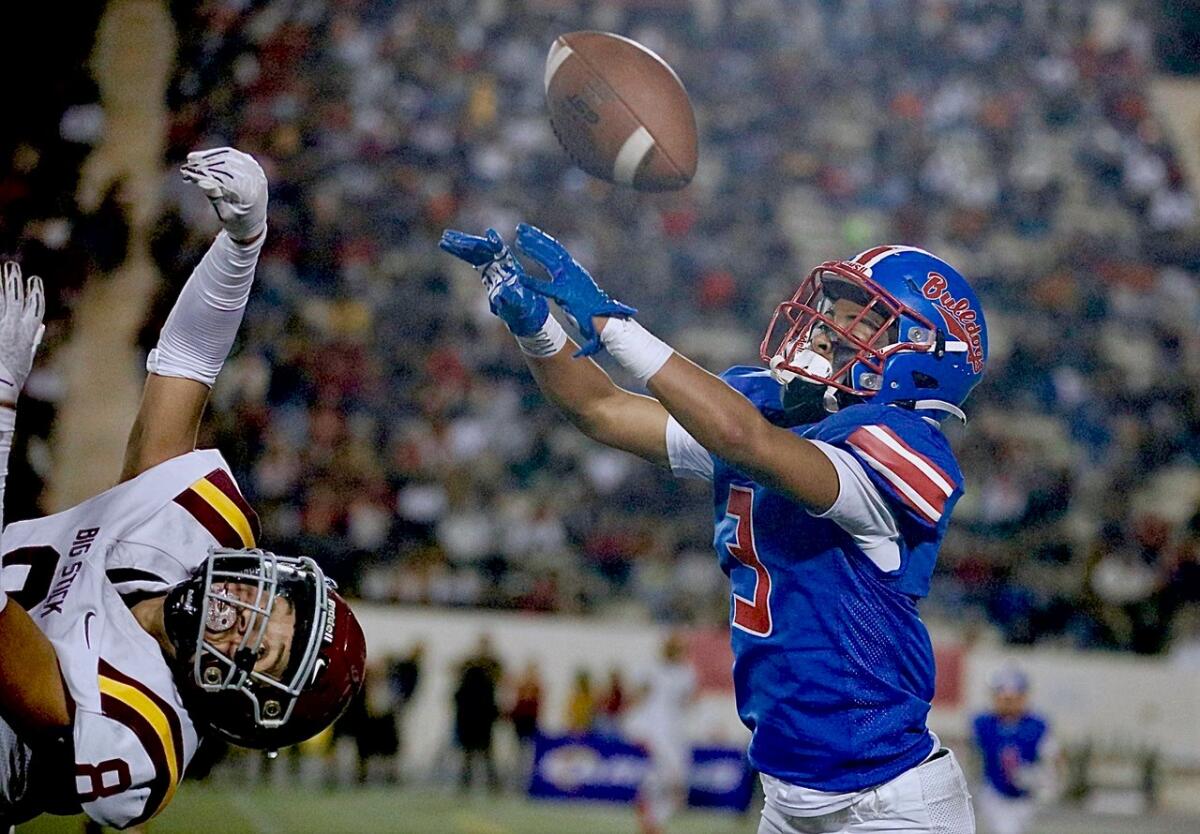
5, 0, 1200, 831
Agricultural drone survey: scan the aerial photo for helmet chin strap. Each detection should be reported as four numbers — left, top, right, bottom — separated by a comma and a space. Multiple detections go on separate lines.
768, 352, 797, 384
822, 387, 841, 413
769, 349, 833, 386
772, 351, 845, 426
911, 399, 967, 423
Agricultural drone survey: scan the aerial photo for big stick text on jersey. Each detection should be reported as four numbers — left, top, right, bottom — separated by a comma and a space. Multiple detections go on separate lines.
710, 367, 963, 793
0, 450, 259, 828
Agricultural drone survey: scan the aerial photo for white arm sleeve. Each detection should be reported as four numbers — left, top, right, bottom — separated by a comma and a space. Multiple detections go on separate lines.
664, 422, 901, 571
809, 440, 902, 572
0, 405, 13, 614
665, 416, 713, 481
146, 229, 264, 386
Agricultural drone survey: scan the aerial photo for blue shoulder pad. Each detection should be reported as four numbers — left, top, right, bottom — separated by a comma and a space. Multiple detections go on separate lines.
719, 365, 789, 425
809, 404, 963, 530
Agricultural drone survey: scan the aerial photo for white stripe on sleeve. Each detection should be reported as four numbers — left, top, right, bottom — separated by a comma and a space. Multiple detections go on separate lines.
665, 416, 713, 482
862, 425, 954, 495
809, 440, 902, 572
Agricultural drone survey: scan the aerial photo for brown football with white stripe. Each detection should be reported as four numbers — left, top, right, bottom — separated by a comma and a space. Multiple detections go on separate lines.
545, 31, 698, 192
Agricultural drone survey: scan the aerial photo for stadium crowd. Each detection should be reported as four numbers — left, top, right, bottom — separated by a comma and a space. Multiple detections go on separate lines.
5, 0, 1200, 656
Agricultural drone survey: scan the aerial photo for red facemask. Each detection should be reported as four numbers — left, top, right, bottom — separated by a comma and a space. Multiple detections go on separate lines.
761, 259, 936, 396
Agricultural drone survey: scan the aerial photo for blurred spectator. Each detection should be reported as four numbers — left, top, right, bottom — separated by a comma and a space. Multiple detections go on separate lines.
1086, 518, 1172, 653
390, 641, 424, 704
1167, 604, 1200, 670
388, 641, 424, 779
564, 669, 595, 736
593, 667, 628, 738
336, 661, 402, 785
506, 659, 543, 791
453, 635, 503, 793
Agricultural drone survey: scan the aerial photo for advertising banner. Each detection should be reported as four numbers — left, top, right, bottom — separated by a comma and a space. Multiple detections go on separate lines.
528, 733, 752, 812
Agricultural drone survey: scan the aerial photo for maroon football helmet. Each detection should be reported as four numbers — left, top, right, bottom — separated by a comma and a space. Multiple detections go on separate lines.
164, 549, 366, 750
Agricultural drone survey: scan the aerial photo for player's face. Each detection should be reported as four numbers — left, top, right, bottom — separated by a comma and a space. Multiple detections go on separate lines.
809, 298, 890, 374
993, 689, 1028, 718
203, 581, 296, 680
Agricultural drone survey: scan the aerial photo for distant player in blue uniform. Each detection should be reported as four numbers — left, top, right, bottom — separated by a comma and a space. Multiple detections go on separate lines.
972, 665, 1061, 834
440, 224, 988, 833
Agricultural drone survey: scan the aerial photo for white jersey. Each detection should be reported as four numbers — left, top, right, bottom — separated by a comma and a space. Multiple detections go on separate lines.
625, 660, 697, 787
626, 661, 696, 752
0, 450, 259, 827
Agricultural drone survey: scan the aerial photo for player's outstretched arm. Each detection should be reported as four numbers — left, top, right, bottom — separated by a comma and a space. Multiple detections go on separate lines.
514, 225, 840, 512
0, 263, 68, 738
439, 227, 670, 466
0, 262, 45, 525
644, 351, 839, 510
120, 148, 267, 482
525, 336, 670, 465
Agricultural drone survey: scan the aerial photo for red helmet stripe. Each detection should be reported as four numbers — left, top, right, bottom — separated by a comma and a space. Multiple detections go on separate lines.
854, 245, 939, 270
853, 245, 897, 265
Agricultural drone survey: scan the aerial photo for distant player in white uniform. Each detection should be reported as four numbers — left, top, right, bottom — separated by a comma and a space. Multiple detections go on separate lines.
0, 149, 366, 831
626, 633, 697, 834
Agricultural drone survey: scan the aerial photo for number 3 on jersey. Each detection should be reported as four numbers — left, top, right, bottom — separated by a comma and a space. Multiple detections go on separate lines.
725, 485, 773, 637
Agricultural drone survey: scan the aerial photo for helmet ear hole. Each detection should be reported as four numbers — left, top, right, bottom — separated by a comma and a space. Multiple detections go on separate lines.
912, 371, 940, 389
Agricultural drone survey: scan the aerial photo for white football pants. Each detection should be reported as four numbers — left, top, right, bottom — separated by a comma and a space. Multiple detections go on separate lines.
636, 735, 689, 831
975, 787, 1036, 834
757, 749, 975, 834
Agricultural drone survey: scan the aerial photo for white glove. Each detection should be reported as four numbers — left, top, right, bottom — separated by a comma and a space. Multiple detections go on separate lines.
180, 148, 268, 243
0, 262, 46, 408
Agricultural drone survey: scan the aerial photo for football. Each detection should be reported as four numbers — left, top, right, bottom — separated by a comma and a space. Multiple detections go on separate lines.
544, 31, 698, 192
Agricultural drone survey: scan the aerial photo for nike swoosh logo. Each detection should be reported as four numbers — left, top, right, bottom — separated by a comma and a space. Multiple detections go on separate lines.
84, 611, 96, 648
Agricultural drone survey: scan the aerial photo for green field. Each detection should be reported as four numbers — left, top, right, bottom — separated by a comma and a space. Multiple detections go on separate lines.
17, 786, 758, 834
15, 785, 1200, 834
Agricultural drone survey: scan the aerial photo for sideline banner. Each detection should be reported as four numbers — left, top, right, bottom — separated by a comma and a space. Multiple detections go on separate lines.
528, 733, 752, 811
688, 746, 754, 810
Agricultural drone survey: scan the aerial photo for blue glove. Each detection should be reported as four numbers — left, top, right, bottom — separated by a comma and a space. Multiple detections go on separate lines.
513, 223, 637, 357
439, 228, 550, 337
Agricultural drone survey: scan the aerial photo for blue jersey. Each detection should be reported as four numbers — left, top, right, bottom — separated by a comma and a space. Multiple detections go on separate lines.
972, 712, 1049, 798
709, 367, 964, 792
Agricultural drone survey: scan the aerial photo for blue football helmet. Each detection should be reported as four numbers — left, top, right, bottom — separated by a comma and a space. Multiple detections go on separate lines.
761, 245, 987, 421
987, 663, 1030, 695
